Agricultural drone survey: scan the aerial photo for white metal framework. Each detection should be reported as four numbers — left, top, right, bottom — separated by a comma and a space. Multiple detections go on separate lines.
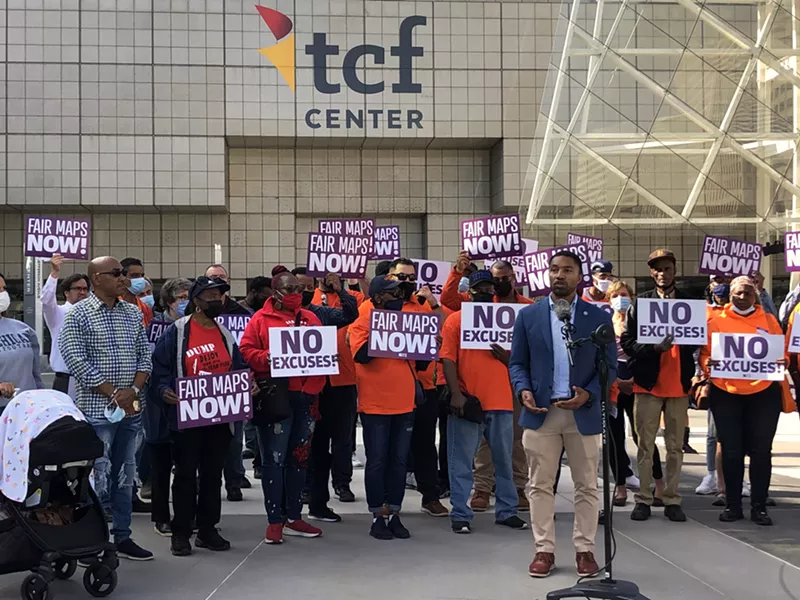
524, 0, 800, 231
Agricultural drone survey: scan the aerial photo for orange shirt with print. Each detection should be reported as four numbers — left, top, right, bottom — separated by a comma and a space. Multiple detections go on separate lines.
440, 311, 514, 411
699, 305, 785, 396
348, 309, 416, 415
184, 321, 232, 376
311, 288, 365, 388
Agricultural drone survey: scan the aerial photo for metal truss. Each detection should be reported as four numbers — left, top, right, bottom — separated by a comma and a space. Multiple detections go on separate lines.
525, 0, 800, 229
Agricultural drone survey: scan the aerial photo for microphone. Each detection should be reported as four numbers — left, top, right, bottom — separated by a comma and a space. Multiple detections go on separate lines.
591, 322, 615, 346
553, 299, 575, 366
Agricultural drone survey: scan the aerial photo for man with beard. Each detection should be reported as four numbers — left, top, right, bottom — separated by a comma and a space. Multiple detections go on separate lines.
509, 251, 615, 578
621, 249, 697, 523
239, 276, 272, 313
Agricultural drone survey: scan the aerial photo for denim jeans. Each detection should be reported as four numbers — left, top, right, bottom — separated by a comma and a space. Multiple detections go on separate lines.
448, 410, 517, 523
87, 414, 143, 543
361, 412, 414, 514
223, 419, 246, 491
256, 392, 317, 524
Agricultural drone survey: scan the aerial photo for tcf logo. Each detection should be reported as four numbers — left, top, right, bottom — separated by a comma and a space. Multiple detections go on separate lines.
256, 5, 427, 130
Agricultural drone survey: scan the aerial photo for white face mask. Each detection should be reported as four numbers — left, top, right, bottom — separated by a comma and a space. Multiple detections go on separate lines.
594, 278, 611, 293
731, 304, 756, 316
0, 291, 10, 313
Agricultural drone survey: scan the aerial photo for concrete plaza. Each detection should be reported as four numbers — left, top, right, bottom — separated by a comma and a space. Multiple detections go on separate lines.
2, 411, 799, 600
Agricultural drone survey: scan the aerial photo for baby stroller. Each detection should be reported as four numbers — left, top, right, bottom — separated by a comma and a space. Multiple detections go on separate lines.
0, 390, 119, 600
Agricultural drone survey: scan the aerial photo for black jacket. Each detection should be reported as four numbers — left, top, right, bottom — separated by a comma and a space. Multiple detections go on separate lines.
221, 296, 252, 316
620, 288, 697, 395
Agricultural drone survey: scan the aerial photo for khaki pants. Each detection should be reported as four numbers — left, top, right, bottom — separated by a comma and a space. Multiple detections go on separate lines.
522, 407, 601, 554
633, 393, 689, 506
474, 398, 527, 491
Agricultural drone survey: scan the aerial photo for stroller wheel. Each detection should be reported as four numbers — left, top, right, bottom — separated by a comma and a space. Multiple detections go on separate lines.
83, 564, 117, 598
20, 574, 51, 600
54, 559, 77, 581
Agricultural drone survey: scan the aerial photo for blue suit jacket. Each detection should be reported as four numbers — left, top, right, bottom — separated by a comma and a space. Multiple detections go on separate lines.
509, 297, 617, 435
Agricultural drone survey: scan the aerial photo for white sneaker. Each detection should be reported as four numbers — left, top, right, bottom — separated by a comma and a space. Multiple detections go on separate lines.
742, 481, 751, 497
405, 472, 418, 490
351, 453, 363, 468
625, 475, 641, 490
695, 473, 718, 495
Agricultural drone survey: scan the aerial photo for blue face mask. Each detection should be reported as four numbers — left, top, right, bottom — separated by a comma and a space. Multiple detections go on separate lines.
104, 401, 125, 424
140, 294, 155, 309
176, 300, 190, 316
610, 296, 631, 313
458, 277, 470, 293
128, 277, 147, 295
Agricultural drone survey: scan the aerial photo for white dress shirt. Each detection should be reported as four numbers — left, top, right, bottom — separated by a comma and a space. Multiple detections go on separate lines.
40, 275, 73, 376
548, 294, 577, 399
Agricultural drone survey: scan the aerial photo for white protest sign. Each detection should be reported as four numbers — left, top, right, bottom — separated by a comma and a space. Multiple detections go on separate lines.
711, 333, 785, 381
636, 298, 707, 346
268, 326, 339, 377
408, 258, 450, 300
787, 317, 800, 353
176, 370, 252, 429
460, 303, 526, 350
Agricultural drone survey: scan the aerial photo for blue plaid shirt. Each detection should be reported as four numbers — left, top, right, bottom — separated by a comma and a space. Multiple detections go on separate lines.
59, 293, 152, 419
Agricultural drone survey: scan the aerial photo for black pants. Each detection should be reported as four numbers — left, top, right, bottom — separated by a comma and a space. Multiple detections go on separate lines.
410, 387, 444, 504
170, 424, 232, 537
709, 383, 782, 509
52, 372, 70, 394
149, 442, 173, 524
309, 384, 357, 511
611, 392, 664, 483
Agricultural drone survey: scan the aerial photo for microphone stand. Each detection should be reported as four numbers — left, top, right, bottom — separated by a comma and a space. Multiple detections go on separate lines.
547, 328, 649, 600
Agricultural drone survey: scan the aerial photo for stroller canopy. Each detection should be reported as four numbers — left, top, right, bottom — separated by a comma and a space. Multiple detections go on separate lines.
0, 390, 86, 503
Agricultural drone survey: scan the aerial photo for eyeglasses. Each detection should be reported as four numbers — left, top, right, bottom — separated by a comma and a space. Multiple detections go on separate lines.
279, 285, 305, 295
99, 269, 125, 278
392, 273, 417, 282
68, 286, 89, 293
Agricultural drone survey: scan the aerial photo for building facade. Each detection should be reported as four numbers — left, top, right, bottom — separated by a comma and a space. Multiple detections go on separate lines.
0, 0, 794, 303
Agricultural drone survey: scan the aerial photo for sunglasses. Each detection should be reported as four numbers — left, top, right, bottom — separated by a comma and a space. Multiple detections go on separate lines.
392, 273, 417, 282
99, 269, 127, 278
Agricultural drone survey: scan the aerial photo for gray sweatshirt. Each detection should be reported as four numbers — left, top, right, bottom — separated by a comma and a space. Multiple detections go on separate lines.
0, 317, 44, 405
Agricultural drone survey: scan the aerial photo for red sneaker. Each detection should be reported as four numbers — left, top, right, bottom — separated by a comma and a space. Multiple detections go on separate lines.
265, 523, 284, 544
284, 519, 322, 538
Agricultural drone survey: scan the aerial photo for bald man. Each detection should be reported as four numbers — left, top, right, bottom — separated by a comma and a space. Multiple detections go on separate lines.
60, 256, 154, 561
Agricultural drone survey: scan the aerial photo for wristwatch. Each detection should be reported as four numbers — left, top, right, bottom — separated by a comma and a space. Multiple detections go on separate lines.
131, 385, 141, 396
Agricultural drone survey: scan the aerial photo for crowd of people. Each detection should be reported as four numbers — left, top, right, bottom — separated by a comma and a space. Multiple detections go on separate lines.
0, 243, 797, 578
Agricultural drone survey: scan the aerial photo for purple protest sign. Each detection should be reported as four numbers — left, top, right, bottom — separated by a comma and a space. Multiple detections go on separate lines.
488, 238, 538, 288
176, 369, 252, 430
319, 218, 375, 254
368, 309, 442, 361
460, 215, 523, 260
147, 321, 170, 347
699, 235, 762, 277
567, 233, 603, 264
786, 232, 800, 272
307, 232, 371, 279
25, 216, 91, 260
523, 244, 592, 297
372, 225, 401, 260
216, 314, 251, 345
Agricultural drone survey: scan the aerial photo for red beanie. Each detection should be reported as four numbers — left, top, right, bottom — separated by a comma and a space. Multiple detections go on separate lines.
271, 265, 289, 277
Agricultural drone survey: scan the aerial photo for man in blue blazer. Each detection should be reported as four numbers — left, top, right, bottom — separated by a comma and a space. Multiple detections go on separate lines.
510, 250, 616, 579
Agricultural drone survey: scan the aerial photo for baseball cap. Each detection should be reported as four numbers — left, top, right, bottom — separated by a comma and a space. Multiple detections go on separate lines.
271, 265, 289, 277
369, 275, 401, 297
591, 260, 613, 274
189, 276, 230, 301
469, 270, 494, 288
647, 249, 676, 267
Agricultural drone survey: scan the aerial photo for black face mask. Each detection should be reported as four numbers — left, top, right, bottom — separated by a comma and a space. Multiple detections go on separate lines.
494, 280, 513, 297
471, 292, 494, 304
301, 290, 314, 306
348, 284, 360, 292
251, 295, 267, 312
399, 281, 415, 300
201, 300, 224, 319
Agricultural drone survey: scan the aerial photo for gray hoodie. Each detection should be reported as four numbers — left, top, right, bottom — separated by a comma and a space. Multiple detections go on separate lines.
0, 317, 44, 407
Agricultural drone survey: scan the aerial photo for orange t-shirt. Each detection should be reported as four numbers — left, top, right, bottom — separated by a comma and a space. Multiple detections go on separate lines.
311, 288, 365, 388
184, 322, 232, 376
440, 311, 514, 411
633, 345, 684, 398
120, 295, 153, 327
348, 309, 416, 415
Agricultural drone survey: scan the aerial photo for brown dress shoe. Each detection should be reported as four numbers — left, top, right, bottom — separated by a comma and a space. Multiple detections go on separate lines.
528, 552, 555, 578
470, 490, 490, 512
517, 488, 530, 512
576, 551, 600, 578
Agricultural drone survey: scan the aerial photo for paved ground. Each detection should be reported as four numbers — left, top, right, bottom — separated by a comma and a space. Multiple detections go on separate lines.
3, 395, 799, 600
